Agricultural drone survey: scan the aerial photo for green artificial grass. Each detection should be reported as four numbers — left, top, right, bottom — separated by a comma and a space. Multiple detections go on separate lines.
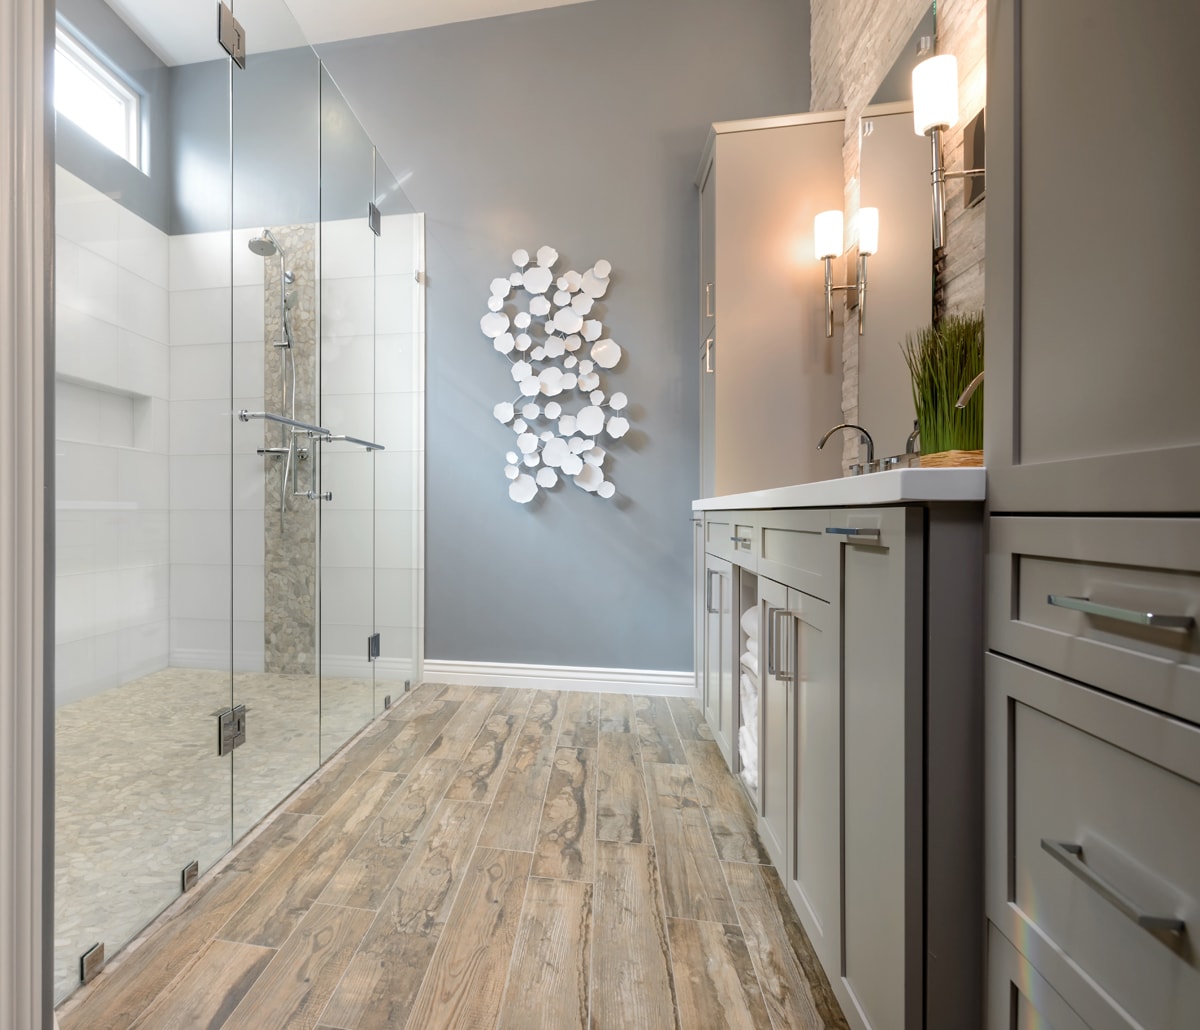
900, 311, 984, 455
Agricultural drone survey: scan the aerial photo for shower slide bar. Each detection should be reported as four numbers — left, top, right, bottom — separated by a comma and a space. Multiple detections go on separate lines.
238, 411, 385, 451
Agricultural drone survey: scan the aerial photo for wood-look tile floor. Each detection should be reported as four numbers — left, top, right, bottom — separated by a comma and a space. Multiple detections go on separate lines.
57, 684, 848, 1030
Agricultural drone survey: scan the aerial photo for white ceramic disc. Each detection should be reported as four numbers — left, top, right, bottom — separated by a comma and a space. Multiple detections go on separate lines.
509, 474, 537, 503
493, 401, 515, 423
581, 269, 609, 299
531, 346, 546, 361
585, 446, 606, 466
509, 271, 524, 286
543, 335, 565, 358
561, 453, 584, 476
529, 296, 551, 317
490, 277, 511, 298
519, 376, 541, 397
536, 467, 558, 488
522, 265, 553, 295
558, 414, 577, 435
511, 359, 533, 382
594, 259, 612, 278
578, 372, 600, 391
553, 307, 584, 335
522, 402, 540, 419
564, 334, 582, 352
517, 432, 538, 454
597, 480, 616, 499
504, 464, 520, 480
576, 405, 606, 436
590, 389, 605, 405
494, 333, 515, 355
545, 401, 562, 419
575, 462, 602, 492
606, 415, 630, 439
506, 451, 519, 464
568, 436, 588, 454
561, 372, 578, 390
571, 293, 594, 316
481, 311, 510, 338
512, 249, 530, 268
487, 296, 503, 312
564, 355, 578, 369
542, 436, 570, 467
582, 319, 602, 342
538, 367, 565, 396
563, 269, 582, 292
609, 391, 627, 411
512, 418, 527, 433
514, 310, 532, 329
536, 245, 559, 268
578, 359, 595, 374
591, 338, 622, 368
515, 333, 532, 351
554, 289, 571, 307
523, 452, 541, 467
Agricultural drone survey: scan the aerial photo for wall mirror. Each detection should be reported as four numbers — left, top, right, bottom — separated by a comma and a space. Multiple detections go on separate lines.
855, 4, 935, 460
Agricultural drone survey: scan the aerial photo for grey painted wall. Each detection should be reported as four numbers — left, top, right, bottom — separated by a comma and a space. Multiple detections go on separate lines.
56, 0, 172, 231
319, 0, 812, 671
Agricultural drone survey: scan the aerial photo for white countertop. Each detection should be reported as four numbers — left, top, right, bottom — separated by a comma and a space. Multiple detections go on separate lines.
692, 467, 986, 511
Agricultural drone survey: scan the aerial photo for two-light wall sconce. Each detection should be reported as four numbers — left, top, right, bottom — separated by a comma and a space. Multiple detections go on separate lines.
912, 53, 985, 250
814, 207, 878, 338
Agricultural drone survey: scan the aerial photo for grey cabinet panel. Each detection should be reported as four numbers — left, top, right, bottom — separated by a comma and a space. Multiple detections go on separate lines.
985, 0, 1200, 512
699, 159, 715, 341
986, 926, 1095, 1030
703, 553, 735, 767
757, 575, 790, 871
838, 506, 923, 1030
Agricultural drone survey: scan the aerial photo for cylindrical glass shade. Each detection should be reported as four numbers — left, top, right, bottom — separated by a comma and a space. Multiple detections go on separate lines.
912, 54, 958, 135
814, 209, 843, 260
859, 207, 879, 256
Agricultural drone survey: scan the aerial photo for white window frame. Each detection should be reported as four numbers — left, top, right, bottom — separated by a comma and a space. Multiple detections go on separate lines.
54, 24, 143, 171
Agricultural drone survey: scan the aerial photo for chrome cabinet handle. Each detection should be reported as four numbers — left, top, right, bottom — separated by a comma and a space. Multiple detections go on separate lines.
1047, 595, 1195, 630
705, 568, 719, 614
730, 535, 751, 546
705, 282, 714, 318
1041, 839, 1186, 944
704, 334, 715, 374
766, 606, 781, 677
825, 526, 881, 542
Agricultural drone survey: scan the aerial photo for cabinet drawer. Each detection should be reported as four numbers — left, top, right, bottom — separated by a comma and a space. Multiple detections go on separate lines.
756, 509, 833, 600
989, 516, 1200, 725
986, 654, 1200, 1030
704, 511, 757, 568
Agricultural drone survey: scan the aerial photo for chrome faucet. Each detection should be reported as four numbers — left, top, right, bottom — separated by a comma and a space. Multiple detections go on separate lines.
817, 423, 875, 467
905, 420, 920, 455
956, 370, 985, 409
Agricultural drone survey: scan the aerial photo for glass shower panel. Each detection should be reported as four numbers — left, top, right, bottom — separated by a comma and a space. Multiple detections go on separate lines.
230, 0, 322, 840
318, 68, 378, 757
374, 152, 424, 705
52, 0, 232, 1002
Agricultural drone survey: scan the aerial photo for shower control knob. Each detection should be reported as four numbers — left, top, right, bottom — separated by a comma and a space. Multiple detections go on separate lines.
305, 490, 333, 502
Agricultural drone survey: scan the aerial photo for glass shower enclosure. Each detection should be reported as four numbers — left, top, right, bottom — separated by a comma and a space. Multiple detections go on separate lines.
52, 0, 423, 1003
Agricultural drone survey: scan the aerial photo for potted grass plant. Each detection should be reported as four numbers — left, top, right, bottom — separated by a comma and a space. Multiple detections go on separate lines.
900, 311, 984, 467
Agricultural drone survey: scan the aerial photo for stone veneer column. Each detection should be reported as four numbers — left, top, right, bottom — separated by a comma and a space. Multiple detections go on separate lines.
261, 224, 318, 675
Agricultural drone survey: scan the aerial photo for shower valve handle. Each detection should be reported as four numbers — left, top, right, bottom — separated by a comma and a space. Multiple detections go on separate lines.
305, 490, 332, 502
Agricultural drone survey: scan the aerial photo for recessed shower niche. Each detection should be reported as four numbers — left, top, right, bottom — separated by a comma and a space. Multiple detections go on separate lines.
51, 0, 424, 1003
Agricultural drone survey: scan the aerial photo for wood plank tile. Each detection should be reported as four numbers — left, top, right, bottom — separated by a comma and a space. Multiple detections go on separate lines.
370, 697, 462, 773
318, 800, 489, 1030
476, 691, 564, 852
532, 746, 597, 881
286, 697, 434, 816
599, 692, 634, 733
723, 861, 840, 1030
222, 903, 373, 1030
59, 812, 317, 1030
130, 939, 274, 1030
644, 763, 737, 924
421, 693, 502, 763
597, 731, 651, 845
403, 847, 533, 1030
634, 695, 687, 764
218, 768, 404, 948
755, 862, 849, 1029
669, 696, 714, 742
591, 841, 676, 1030
497, 876, 592, 1030
558, 691, 599, 749
668, 917, 772, 1030
684, 738, 769, 864
318, 756, 461, 910
443, 696, 528, 804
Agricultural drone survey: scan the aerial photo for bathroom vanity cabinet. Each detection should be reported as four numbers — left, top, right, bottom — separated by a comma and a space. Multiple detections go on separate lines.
694, 469, 985, 1030
695, 112, 845, 498
983, 2, 1200, 1026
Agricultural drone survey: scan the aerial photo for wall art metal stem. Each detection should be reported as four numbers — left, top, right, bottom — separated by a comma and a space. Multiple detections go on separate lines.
481, 246, 629, 503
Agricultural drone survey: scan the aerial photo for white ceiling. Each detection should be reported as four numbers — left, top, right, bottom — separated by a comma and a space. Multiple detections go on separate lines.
105, 0, 597, 67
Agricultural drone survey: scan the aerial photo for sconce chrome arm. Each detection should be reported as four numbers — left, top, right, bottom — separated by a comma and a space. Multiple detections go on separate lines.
927, 125, 986, 250
822, 254, 870, 338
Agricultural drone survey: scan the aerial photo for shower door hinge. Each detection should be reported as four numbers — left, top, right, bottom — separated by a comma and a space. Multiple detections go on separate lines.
368, 202, 382, 237
367, 632, 381, 662
218, 2, 247, 69
181, 860, 200, 894
80, 942, 105, 985
217, 704, 247, 756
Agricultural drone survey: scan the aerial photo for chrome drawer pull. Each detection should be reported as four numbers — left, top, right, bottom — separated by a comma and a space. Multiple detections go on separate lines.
766, 606, 781, 677
1041, 839, 1186, 943
730, 535, 751, 546
1047, 595, 1195, 630
825, 526, 881, 542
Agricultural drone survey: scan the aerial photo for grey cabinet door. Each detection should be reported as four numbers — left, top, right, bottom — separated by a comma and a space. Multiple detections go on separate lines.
986, 0, 1200, 512
782, 584, 839, 975
700, 328, 716, 499
699, 157, 716, 342
703, 553, 734, 767
757, 576, 789, 871
836, 507, 923, 1030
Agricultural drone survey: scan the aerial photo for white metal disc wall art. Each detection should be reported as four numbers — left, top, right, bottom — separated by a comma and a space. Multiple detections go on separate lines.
482, 246, 629, 503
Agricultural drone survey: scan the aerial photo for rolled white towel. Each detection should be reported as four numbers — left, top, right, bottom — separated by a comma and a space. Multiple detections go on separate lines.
741, 693, 758, 727
741, 606, 759, 640
746, 637, 759, 657
740, 652, 759, 679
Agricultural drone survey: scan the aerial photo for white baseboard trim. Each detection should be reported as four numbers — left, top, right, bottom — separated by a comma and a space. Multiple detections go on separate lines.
422, 660, 698, 698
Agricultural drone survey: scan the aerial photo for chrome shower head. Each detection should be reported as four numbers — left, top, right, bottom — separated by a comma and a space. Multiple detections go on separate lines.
247, 228, 286, 260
